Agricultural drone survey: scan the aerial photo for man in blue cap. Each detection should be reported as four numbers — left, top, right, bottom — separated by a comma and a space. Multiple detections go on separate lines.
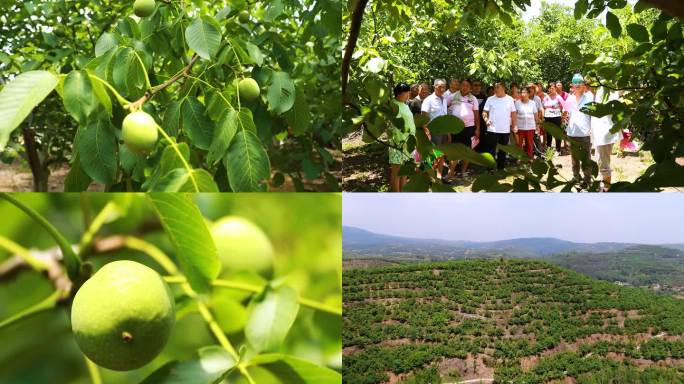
566, 73, 594, 187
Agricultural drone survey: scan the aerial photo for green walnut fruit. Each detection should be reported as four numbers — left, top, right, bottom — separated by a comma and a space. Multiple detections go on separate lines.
71, 260, 175, 371
238, 78, 260, 102
238, 11, 250, 23
122, 111, 158, 153
133, 0, 155, 17
211, 216, 274, 273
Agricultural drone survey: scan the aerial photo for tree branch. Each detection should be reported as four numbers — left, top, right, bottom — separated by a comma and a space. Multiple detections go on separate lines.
125, 54, 200, 111
341, 0, 369, 105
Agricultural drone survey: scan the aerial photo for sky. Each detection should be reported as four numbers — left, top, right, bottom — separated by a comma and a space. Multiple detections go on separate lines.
521, 0, 638, 22
342, 194, 683, 244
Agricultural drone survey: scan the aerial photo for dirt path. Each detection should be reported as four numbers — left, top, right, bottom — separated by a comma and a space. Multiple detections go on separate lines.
0, 161, 79, 192
343, 130, 680, 192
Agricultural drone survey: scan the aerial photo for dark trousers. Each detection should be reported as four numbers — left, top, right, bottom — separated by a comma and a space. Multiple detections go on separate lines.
484, 131, 511, 170
544, 116, 562, 151
569, 135, 592, 183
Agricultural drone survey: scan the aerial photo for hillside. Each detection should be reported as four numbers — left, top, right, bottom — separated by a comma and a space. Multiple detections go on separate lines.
343, 260, 684, 383
343, 227, 684, 295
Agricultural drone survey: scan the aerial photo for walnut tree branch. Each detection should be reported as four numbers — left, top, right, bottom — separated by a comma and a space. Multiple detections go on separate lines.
125, 54, 200, 111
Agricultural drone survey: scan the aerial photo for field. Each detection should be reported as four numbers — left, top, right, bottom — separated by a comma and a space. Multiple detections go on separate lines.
343, 260, 684, 383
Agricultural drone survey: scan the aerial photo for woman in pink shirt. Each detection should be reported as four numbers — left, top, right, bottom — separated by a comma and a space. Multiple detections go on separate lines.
447, 79, 480, 179
543, 83, 565, 153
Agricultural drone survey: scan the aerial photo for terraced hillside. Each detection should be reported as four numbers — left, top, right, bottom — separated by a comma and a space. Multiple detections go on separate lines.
343, 260, 684, 383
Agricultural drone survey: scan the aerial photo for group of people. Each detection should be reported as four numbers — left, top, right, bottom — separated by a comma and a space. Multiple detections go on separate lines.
389, 75, 623, 192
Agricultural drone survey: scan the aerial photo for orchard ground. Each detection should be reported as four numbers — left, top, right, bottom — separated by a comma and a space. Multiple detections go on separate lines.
0, 148, 342, 192
342, 130, 683, 192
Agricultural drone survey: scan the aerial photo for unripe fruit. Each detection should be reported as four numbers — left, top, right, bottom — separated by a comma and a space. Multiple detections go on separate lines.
238, 11, 250, 23
133, 0, 155, 18
211, 216, 274, 273
122, 111, 158, 154
238, 78, 260, 102
71, 260, 175, 371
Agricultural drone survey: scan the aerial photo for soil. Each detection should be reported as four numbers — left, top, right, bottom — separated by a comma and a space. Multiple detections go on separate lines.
342, 129, 683, 192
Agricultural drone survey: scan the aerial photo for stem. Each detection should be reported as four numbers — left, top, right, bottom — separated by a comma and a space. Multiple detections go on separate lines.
0, 235, 48, 271
0, 290, 64, 330
167, 276, 343, 316
195, 298, 240, 359
133, 51, 152, 90
155, 126, 199, 191
123, 236, 179, 274
84, 356, 102, 384
88, 74, 131, 106
78, 202, 118, 258
0, 194, 81, 280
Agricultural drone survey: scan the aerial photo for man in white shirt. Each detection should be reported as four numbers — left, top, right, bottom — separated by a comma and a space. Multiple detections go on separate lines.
591, 85, 622, 191
566, 74, 594, 186
421, 79, 448, 179
482, 82, 517, 170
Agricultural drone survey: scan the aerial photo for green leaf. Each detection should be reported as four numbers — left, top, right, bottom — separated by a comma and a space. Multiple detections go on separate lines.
605, 11, 621, 39
140, 346, 236, 384
64, 154, 92, 192
415, 129, 434, 159
0, 71, 58, 150
150, 194, 220, 293
284, 88, 311, 136
182, 97, 214, 150
153, 169, 220, 192
248, 354, 341, 384
263, 0, 284, 22
63, 70, 98, 124
427, 115, 465, 135
76, 119, 118, 185
224, 129, 270, 192
626, 23, 650, 43
112, 47, 145, 99
185, 16, 222, 59
497, 143, 530, 160
437, 143, 496, 168
244, 41, 265, 66
267, 72, 295, 114
163, 100, 182, 136
95, 33, 118, 57
542, 121, 567, 141
238, 108, 257, 133
208, 109, 238, 164
245, 286, 300, 353
574, 0, 588, 19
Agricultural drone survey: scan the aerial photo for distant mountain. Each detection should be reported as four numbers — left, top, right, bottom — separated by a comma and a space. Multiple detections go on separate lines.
343, 226, 684, 295
343, 226, 634, 257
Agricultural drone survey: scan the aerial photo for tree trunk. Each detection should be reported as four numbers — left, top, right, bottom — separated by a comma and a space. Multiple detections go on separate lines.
341, 0, 369, 105
645, 0, 684, 19
21, 120, 49, 192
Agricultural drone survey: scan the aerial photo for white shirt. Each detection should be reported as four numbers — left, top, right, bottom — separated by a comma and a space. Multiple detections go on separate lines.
591, 87, 622, 146
515, 100, 538, 130
421, 93, 448, 122
566, 91, 593, 137
483, 95, 516, 133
